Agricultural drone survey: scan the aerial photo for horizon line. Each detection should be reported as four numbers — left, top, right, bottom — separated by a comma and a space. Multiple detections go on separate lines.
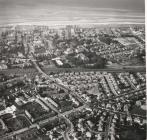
0, 22, 145, 27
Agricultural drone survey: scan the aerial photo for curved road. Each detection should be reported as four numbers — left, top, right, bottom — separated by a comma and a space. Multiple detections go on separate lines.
29, 54, 74, 140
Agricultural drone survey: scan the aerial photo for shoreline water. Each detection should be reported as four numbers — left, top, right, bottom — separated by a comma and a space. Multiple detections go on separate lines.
0, 22, 145, 28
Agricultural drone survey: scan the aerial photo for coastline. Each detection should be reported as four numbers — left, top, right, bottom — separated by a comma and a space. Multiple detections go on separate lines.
0, 22, 145, 28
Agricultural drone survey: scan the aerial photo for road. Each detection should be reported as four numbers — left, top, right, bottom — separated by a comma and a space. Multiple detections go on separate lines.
104, 114, 113, 140
125, 75, 137, 90
27, 55, 147, 140
0, 53, 145, 140
0, 76, 25, 86
104, 75, 118, 96
101, 88, 145, 102
0, 104, 86, 140
0, 66, 145, 77
95, 106, 146, 119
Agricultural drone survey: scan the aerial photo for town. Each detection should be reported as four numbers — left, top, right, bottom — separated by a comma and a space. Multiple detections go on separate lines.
0, 24, 146, 140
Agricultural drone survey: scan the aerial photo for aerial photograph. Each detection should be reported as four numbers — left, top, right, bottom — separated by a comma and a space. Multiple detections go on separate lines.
0, 0, 146, 140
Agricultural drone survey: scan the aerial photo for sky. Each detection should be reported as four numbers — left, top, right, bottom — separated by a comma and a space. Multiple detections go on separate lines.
0, 0, 145, 25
